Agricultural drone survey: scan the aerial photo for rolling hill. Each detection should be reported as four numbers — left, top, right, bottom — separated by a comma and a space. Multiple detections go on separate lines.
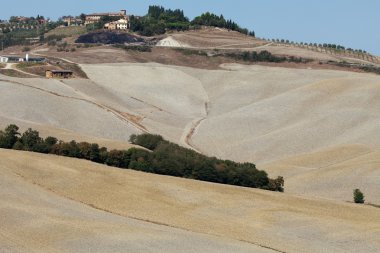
1, 27, 380, 253
1, 149, 379, 253
1, 57, 379, 204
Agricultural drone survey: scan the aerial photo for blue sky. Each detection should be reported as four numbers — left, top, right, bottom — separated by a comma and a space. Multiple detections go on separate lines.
1, 0, 379, 55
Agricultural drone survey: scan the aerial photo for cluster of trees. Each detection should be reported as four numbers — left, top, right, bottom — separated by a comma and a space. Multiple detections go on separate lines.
129, 134, 284, 191
0, 22, 60, 48
191, 12, 253, 36
130, 6, 190, 36
8, 15, 47, 24
175, 48, 311, 64
0, 29, 41, 47
129, 5, 254, 37
0, 125, 284, 192
228, 50, 311, 63
360, 65, 380, 75
332, 61, 380, 76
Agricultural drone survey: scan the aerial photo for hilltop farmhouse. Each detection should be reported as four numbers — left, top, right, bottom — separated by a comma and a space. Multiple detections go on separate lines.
104, 19, 130, 30
62, 16, 83, 26
85, 10, 127, 25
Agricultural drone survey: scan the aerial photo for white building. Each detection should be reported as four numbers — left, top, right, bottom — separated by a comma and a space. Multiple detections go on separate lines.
104, 18, 130, 30
85, 10, 127, 25
0, 56, 9, 63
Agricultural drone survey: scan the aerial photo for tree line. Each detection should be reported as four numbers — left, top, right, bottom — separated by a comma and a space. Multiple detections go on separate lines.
0, 125, 284, 192
129, 5, 254, 37
176, 48, 311, 64
228, 50, 312, 63
264, 38, 371, 55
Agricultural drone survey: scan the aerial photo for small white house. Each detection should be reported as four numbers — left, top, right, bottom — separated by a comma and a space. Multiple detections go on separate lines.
0, 56, 9, 63
105, 18, 130, 30
115, 19, 129, 30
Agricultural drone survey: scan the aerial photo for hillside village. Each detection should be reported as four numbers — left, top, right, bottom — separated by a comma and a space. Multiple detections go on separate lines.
0, 10, 132, 32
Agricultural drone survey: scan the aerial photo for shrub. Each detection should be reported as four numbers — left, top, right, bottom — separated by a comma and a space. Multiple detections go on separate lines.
353, 189, 365, 204
22, 46, 31, 52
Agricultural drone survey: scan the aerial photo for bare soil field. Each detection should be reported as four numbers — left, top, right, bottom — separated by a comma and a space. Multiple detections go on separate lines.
1, 149, 379, 253
81, 63, 380, 204
0, 76, 143, 143
30, 42, 377, 74
1, 28, 380, 252
34, 45, 236, 69
0, 116, 138, 151
1, 62, 379, 204
163, 27, 267, 49
159, 28, 378, 65
0, 150, 270, 253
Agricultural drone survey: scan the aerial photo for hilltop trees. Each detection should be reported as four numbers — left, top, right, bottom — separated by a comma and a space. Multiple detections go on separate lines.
130, 5, 190, 36
191, 12, 252, 35
129, 6, 254, 36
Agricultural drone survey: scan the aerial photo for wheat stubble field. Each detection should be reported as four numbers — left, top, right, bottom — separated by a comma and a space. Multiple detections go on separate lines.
1, 48, 380, 252
1, 149, 379, 253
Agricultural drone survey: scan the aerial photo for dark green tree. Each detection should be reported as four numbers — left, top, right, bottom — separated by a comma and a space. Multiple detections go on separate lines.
20, 128, 43, 151
353, 189, 365, 204
0, 124, 20, 149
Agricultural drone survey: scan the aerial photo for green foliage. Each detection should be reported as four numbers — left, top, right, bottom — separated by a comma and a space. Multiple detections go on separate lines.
226, 50, 311, 63
129, 6, 251, 36
16, 62, 46, 70
0, 124, 20, 149
360, 65, 380, 75
175, 48, 208, 56
353, 189, 365, 204
130, 133, 164, 150
265, 176, 285, 192
0, 125, 284, 192
20, 128, 43, 151
191, 12, 253, 35
113, 44, 152, 52
0, 21, 60, 49
131, 134, 279, 190
148, 6, 188, 23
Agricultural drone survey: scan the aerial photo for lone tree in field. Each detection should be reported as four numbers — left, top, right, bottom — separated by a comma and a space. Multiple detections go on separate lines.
353, 189, 365, 204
